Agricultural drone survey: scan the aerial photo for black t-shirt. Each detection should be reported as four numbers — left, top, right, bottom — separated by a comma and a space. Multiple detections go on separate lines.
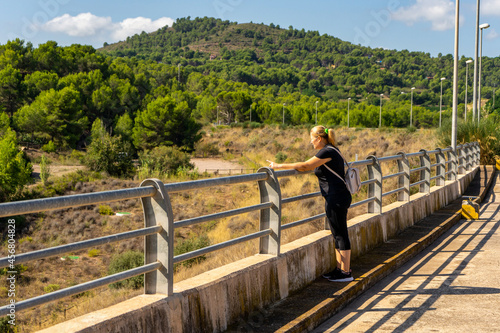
314, 144, 349, 197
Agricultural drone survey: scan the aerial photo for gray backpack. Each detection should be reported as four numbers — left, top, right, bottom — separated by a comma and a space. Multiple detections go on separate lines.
323, 146, 361, 194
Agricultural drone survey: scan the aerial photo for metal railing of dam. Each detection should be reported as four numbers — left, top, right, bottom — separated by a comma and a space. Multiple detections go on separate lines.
0, 142, 480, 316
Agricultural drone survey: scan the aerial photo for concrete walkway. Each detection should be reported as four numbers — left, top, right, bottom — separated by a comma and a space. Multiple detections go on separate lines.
223, 166, 497, 333
313, 170, 500, 332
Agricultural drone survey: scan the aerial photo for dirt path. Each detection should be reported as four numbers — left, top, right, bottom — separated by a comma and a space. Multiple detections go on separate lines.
191, 158, 252, 174
32, 164, 86, 180
30, 158, 249, 180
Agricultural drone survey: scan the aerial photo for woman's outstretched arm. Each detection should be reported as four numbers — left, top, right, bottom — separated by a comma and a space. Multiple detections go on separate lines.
266, 156, 331, 172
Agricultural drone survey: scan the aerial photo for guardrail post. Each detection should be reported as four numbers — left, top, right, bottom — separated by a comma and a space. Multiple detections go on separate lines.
435, 148, 446, 186
472, 142, 479, 166
464, 143, 471, 171
257, 167, 282, 255
419, 149, 430, 193
476, 142, 481, 165
457, 144, 466, 174
446, 147, 457, 181
366, 156, 382, 214
140, 179, 174, 296
397, 152, 410, 201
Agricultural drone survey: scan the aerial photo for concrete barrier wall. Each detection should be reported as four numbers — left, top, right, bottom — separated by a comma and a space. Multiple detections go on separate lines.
40, 168, 477, 333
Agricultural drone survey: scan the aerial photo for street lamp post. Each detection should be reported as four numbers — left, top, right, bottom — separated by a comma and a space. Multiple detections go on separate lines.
472, 0, 480, 122
379, 94, 383, 128
440, 78, 446, 128
217, 105, 219, 125
347, 98, 351, 128
478, 23, 490, 123
410, 87, 415, 127
282, 103, 286, 125
315, 101, 318, 125
250, 105, 252, 123
465, 59, 473, 121
451, 0, 460, 151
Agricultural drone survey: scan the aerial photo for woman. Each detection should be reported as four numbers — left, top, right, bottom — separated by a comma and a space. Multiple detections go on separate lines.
266, 125, 353, 282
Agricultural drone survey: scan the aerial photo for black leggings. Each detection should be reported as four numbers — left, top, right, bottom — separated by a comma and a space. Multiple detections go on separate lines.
325, 196, 351, 251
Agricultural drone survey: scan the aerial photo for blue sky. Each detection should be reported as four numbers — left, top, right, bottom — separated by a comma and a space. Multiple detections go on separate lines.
1, 0, 499, 58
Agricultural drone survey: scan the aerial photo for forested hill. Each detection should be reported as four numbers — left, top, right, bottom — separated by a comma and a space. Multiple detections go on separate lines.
100, 16, 500, 102
1, 16, 500, 201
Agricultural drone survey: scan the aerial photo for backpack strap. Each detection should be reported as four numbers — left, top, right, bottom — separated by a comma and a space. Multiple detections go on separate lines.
325, 145, 350, 169
322, 146, 349, 187
322, 163, 347, 186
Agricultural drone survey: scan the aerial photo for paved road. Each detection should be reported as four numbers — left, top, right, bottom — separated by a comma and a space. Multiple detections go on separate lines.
313, 172, 500, 332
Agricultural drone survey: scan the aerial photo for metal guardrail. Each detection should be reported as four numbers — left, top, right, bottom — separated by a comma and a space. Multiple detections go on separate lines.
0, 142, 480, 317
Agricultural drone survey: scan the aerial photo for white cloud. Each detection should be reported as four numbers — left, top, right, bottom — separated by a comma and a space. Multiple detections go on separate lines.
43, 13, 112, 37
483, 0, 500, 16
112, 17, 174, 40
391, 0, 456, 31
41, 13, 174, 42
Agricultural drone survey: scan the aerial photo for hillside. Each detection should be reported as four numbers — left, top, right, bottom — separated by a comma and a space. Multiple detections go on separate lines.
99, 17, 500, 108
1, 17, 499, 166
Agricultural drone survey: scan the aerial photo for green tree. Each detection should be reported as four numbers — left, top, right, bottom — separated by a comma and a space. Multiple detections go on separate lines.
14, 87, 87, 147
0, 65, 23, 116
32, 41, 61, 73
216, 91, 252, 123
132, 95, 201, 150
0, 129, 32, 202
114, 113, 134, 143
91, 74, 140, 127
24, 71, 59, 101
40, 154, 50, 185
84, 119, 134, 177
0, 112, 10, 137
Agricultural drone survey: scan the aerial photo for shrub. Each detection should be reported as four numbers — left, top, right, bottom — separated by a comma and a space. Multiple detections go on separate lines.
0, 316, 17, 332
0, 264, 27, 276
41, 140, 56, 153
174, 234, 210, 268
40, 154, 51, 185
88, 249, 101, 257
437, 118, 500, 164
84, 119, 135, 177
69, 149, 85, 163
43, 284, 60, 293
108, 251, 144, 289
138, 145, 193, 179
98, 205, 114, 216
18, 236, 33, 244
275, 152, 287, 163
194, 141, 219, 157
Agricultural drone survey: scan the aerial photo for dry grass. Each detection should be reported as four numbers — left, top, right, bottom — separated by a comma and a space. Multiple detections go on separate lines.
2, 125, 440, 331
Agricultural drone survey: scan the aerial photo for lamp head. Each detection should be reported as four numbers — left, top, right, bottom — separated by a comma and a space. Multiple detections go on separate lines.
411, 87, 415, 90
466, 59, 473, 64
479, 23, 490, 29
441, 77, 446, 81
